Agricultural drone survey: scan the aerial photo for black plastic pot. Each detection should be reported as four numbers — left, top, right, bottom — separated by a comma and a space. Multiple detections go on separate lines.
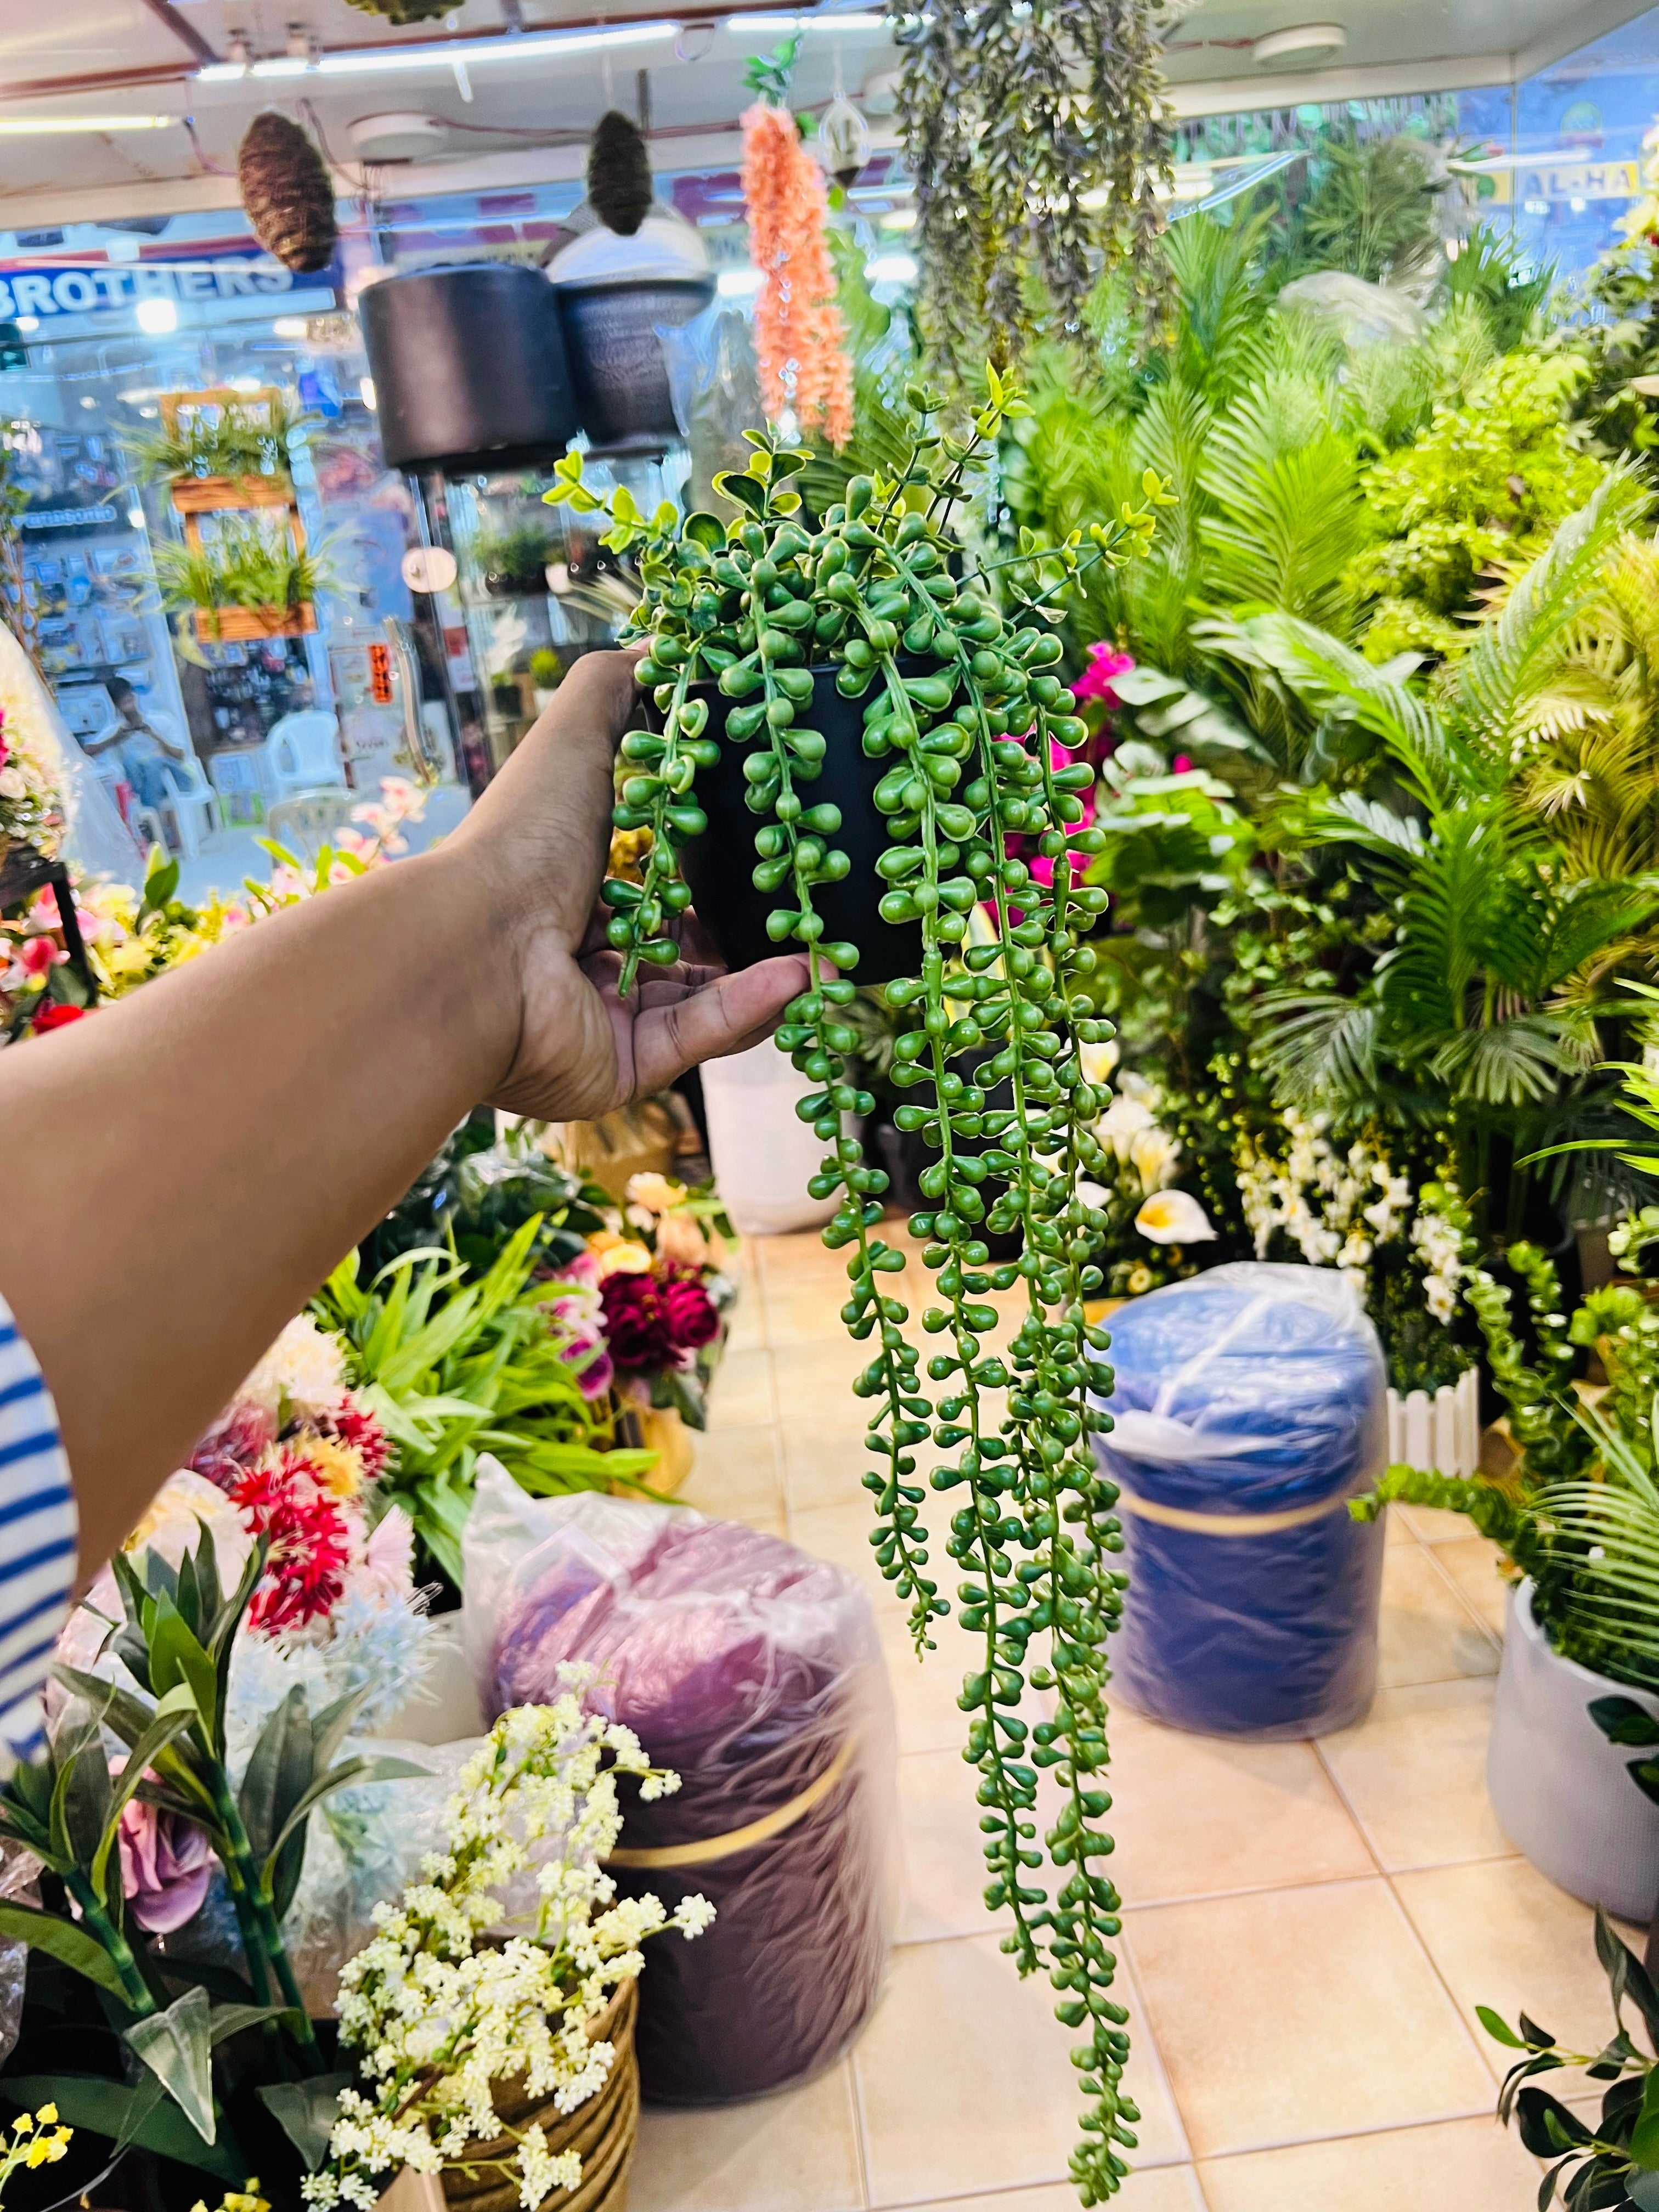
554, 276, 714, 456
359, 263, 577, 471
677, 664, 924, 986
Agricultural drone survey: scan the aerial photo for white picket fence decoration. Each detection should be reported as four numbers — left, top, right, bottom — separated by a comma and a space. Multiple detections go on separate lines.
1385, 1363, 1481, 1477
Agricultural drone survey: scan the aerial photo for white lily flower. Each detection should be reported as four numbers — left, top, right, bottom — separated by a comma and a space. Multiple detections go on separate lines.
1135, 1189, 1217, 1245
1079, 1039, 1119, 1089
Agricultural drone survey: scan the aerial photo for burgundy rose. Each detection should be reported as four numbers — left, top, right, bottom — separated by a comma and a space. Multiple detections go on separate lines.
600, 1268, 720, 1372
188, 1401, 277, 1492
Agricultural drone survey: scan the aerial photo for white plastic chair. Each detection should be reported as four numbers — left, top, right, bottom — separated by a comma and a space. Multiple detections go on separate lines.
163, 748, 220, 860
266, 709, 345, 795
266, 788, 359, 857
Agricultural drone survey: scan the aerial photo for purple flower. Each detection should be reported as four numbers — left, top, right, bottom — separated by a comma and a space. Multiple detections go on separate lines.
117, 1786, 212, 1934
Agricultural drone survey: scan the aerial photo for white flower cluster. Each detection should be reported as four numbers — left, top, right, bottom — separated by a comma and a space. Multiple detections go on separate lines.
240, 1313, 347, 1421
303, 1676, 712, 2212
1237, 1110, 1460, 1313
1085, 1043, 1182, 1198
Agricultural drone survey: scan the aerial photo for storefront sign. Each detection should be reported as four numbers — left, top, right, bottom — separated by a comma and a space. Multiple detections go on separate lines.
0, 251, 343, 321
1481, 159, 1641, 206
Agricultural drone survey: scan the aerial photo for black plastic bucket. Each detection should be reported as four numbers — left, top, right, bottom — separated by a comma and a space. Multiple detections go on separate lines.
677, 664, 926, 985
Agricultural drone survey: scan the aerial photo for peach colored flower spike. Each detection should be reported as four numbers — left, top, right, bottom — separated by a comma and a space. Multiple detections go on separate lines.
741, 101, 854, 448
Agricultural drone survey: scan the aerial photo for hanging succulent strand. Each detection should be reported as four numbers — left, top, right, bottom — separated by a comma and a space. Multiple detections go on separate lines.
890, 0, 1175, 390
742, 102, 856, 449
548, 373, 1178, 2200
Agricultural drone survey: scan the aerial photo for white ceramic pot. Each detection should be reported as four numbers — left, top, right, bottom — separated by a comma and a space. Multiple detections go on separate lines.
1487, 1579, 1659, 1922
699, 1037, 845, 1237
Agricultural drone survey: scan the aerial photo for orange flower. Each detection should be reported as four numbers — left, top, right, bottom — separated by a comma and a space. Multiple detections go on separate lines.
741, 102, 854, 448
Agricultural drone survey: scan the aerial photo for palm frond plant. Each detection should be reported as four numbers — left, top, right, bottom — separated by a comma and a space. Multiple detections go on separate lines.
124, 394, 312, 489
152, 517, 335, 635
1443, 221, 1555, 354
313, 1218, 654, 1585
1262, 133, 1444, 292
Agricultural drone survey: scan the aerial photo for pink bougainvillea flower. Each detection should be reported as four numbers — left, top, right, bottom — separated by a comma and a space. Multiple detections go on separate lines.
115, 1783, 213, 1933
1071, 644, 1135, 706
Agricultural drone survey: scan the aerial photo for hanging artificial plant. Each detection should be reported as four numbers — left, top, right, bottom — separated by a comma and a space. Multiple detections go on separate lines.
588, 108, 655, 236
548, 373, 1175, 2202
891, 0, 1175, 388
742, 99, 855, 449
237, 111, 337, 276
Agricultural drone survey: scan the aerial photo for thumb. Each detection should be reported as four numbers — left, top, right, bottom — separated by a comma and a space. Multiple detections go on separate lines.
631, 956, 811, 1096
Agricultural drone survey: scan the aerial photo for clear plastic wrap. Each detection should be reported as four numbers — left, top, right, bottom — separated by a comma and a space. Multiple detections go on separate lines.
1091, 1262, 1387, 1739
462, 1462, 896, 2104
659, 303, 766, 519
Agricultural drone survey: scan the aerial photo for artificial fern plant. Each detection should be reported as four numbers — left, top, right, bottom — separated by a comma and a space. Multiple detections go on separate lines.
548, 369, 1172, 2200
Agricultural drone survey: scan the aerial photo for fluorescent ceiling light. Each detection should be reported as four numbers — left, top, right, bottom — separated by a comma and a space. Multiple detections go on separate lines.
0, 114, 175, 133
251, 55, 313, 76
249, 20, 675, 78
195, 61, 247, 80
726, 11, 887, 27
136, 297, 178, 333
716, 268, 764, 297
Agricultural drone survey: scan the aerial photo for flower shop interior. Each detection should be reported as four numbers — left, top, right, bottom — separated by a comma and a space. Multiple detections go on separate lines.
17, 0, 1659, 2207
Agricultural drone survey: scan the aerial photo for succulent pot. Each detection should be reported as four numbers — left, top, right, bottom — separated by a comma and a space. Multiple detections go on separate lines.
675, 664, 925, 987
1487, 1579, 1659, 1922
554, 276, 713, 455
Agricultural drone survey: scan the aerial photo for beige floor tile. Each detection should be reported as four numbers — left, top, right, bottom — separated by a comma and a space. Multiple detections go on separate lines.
1395, 1502, 1480, 1545
629, 2058, 865, 2212
898, 2176, 1206, 2212
1376, 1542, 1498, 1689
896, 1746, 1005, 1942
707, 1346, 778, 1431
1383, 1502, 1415, 1548
766, 1276, 862, 1347
724, 1297, 766, 1355
1392, 1858, 1629, 2091
790, 1500, 908, 1613
1126, 1879, 1493, 2157
1432, 1536, 1511, 1639
1103, 1710, 1372, 1905
878, 1611, 985, 1757
1318, 1678, 1511, 1872
855, 1932, 1185, 2205
676, 1423, 785, 1522
1195, 2114, 1538, 2211
782, 1423, 874, 1511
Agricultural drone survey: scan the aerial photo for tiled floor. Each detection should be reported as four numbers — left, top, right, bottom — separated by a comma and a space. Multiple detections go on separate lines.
628, 1230, 1612, 2212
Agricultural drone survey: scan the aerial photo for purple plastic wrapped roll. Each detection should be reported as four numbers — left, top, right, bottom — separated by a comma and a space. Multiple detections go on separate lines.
462, 1464, 896, 2105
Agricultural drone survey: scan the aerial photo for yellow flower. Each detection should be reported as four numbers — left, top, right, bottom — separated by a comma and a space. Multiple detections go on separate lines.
625, 1172, 684, 1215
33, 2106, 55, 2126
1126, 1263, 1154, 1296
10, 2115, 27, 2134
588, 1231, 653, 1278
303, 1433, 366, 1499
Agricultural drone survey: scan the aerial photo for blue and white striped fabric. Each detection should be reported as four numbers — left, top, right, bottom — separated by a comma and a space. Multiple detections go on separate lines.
0, 1297, 76, 1765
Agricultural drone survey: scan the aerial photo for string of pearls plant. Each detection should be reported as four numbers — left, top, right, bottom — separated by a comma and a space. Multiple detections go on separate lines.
548, 372, 1172, 2202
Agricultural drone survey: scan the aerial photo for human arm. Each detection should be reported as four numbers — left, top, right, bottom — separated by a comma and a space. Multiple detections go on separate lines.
0, 652, 806, 1576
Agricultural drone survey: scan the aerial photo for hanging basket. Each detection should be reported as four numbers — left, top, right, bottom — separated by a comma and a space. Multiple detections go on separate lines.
442, 1978, 639, 2212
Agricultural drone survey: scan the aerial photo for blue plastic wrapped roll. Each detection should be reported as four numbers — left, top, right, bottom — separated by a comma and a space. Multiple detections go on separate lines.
1091, 1262, 1387, 1739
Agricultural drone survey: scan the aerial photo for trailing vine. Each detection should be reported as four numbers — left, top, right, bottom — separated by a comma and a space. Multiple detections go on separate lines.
548, 375, 1171, 2200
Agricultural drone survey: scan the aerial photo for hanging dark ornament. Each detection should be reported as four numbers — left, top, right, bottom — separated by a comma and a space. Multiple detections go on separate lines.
238, 111, 338, 276
587, 109, 654, 237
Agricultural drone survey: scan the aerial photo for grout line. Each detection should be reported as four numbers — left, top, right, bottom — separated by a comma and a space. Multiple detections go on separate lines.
843, 2052, 874, 2212
1189, 2104, 1510, 2165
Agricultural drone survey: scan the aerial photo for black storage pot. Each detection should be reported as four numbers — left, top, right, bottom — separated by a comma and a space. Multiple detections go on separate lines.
359, 263, 577, 471
676, 664, 925, 986
554, 276, 714, 456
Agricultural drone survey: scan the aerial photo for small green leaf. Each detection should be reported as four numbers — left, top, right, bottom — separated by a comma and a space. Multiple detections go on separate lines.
1477, 2005, 1528, 2049
125, 1984, 216, 2145
0, 2074, 243, 2180
0, 1899, 131, 1996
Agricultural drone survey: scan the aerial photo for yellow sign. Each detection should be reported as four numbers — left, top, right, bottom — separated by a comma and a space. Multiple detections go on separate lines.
1479, 158, 1640, 206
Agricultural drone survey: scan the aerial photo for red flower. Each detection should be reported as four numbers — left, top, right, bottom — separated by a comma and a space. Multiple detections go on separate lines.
323, 1397, 390, 1482
30, 1002, 86, 1035
232, 1447, 352, 1632
189, 1401, 277, 1492
600, 1267, 720, 1373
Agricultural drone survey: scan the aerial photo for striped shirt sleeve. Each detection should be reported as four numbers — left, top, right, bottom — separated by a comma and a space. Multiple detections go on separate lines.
0, 1297, 77, 1765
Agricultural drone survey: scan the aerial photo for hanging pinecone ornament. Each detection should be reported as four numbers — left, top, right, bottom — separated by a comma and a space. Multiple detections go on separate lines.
587, 110, 653, 237
342, 0, 450, 16
238, 111, 337, 275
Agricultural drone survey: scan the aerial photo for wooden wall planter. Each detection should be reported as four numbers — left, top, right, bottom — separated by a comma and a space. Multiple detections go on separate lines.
193, 601, 319, 644
160, 387, 318, 647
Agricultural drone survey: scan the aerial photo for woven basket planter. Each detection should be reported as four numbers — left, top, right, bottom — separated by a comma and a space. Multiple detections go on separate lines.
442, 1978, 639, 2212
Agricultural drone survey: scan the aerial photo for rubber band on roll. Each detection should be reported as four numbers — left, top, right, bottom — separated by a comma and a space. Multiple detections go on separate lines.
605, 1737, 856, 1870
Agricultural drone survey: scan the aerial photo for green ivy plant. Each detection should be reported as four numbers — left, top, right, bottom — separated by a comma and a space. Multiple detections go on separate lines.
548, 370, 1171, 2202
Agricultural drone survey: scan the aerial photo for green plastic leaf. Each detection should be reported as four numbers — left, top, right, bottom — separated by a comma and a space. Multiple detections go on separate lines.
1476, 2005, 1527, 2049
1589, 1695, 1659, 1747
1629, 2167, 1659, 2211
0, 2074, 243, 2181
259, 1756, 430, 1901
681, 511, 725, 549
124, 1984, 216, 2145
256, 2072, 353, 2172
0, 1898, 129, 1996
91, 1683, 198, 1904
146, 1601, 217, 1742
1632, 2063, 1659, 2168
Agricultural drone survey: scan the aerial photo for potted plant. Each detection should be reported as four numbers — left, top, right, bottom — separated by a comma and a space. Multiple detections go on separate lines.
153, 515, 331, 645
545, 369, 1171, 2196
126, 391, 309, 515
529, 647, 563, 713
1359, 1226, 1659, 1920
473, 522, 556, 601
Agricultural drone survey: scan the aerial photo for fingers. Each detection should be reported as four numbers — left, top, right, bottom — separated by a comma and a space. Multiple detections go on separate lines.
630, 955, 810, 1097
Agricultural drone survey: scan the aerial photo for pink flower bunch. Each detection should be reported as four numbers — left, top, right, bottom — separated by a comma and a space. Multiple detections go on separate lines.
1071, 644, 1135, 706
742, 101, 854, 447
340, 774, 428, 862
539, 1255, 617, 1401
187, 1372, 393, 1635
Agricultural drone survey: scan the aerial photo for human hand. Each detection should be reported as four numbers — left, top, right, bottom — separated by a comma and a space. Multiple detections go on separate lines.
451, 651, 809, 1122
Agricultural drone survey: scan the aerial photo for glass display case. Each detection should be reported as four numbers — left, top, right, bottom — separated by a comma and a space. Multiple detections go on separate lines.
406, 445, 686, 790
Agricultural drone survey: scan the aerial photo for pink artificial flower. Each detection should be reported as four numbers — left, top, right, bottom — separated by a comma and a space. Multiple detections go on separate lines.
115, 1782, 213, 1933
1071, 644, 1135, 706
354, 1506, 415, 1601
1172, 754, 1193, 774
19, 935, 65, 979
188, 1401, 278, 1492
29, 884, 58, 928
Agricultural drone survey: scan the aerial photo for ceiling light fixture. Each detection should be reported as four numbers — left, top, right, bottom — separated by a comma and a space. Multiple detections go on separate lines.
200, 19, 674, 81
136, 297, 178, 333
0, 115, 176, 133
1250, 21, 1346, 64
726, 11, 887, 27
